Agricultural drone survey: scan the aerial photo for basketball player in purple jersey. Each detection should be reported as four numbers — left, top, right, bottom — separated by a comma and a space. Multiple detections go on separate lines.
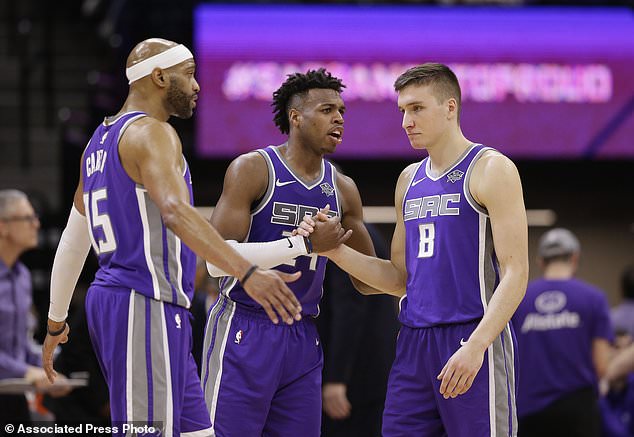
201, 69, 376, 436
303, 63, 529, 436
40, 38, 303, 437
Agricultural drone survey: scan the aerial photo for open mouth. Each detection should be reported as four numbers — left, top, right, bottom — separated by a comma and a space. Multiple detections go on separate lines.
328, 130, 343, 141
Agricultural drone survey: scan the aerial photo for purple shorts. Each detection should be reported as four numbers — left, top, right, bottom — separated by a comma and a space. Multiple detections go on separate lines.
85, 285, 212, 437
382, 321, 518, 437
201, 294, 323, 437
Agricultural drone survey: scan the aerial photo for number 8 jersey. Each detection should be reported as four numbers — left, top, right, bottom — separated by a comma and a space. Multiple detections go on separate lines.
81, 111, 196, 308
401, 144, 500, 328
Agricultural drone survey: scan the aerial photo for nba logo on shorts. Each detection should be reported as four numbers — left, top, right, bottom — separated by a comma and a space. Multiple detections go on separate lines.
175, 314, 182, 329
235, 329, 243, 344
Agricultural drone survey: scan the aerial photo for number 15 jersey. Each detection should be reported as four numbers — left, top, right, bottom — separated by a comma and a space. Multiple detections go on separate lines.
401, 144, 500, 328
81, 112, 195, 308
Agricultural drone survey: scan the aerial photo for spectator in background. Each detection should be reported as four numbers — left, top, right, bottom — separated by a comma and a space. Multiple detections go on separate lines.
317, 224, 399, 437
511, 228, 613, 437
600, 330, 634, 437
611, 265, 634, 338
0, 190, 67, 425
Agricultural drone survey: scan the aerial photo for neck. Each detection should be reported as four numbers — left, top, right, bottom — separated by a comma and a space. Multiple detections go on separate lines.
280, 140, 323, 180
119, 89, 170, 122
0, 246, 20, 268
426, 128, 472, 175
543, 262, 575, 280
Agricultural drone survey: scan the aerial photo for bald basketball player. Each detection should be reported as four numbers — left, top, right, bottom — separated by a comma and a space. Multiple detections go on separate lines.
41, 38, 305, 437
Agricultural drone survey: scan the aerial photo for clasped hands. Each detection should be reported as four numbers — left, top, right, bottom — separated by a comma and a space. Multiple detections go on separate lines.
294, 204, 351, 254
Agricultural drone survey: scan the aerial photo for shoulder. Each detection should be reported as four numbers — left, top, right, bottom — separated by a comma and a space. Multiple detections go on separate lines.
222, 151, 269, 199
472, 149, 518, 177
124, 117, 178, 141
573, 279, 609, 303
470, 150, 522, 207
400, 162, 420, 182
396, 162, 420, 190
120, 117, 181, 155
334, 171, 360, 196
226, 150, 267, 176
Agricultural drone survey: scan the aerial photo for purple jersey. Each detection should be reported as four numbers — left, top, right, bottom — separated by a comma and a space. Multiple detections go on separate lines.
219, 145, 340, 316
81, 112, 195, 308
401, 144, 499, 328
511, 277, 614, 416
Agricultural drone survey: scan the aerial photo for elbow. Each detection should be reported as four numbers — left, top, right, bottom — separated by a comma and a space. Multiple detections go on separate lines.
160, 196, 185, 230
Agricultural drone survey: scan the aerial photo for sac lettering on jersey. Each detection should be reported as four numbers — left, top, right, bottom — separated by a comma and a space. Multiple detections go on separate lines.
403, 193, 461, 222
271, 202, 338, 227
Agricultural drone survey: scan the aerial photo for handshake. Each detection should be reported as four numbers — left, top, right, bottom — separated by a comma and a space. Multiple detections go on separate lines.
294, 204, 352, 255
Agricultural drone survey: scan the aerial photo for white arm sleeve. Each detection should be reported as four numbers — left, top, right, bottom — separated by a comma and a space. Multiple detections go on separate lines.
48, 206, 92, 322
206, 235, 309, 277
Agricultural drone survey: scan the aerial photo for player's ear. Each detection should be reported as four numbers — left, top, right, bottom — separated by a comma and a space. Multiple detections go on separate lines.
447, 98, 457, 120
289, 108, 301, 128
150, 68, 168, 88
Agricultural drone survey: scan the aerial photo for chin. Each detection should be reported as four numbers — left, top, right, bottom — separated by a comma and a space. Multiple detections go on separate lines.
409, 141, 427, 150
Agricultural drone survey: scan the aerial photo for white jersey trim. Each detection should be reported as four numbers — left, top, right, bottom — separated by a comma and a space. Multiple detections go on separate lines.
425, 143, 479, 181
208, 303, 236, 428
136, 187, 161, 300
272, 145, 325, 190
159, 302, 174, 437
174, 235, 190, 308
126, 290, 136, 423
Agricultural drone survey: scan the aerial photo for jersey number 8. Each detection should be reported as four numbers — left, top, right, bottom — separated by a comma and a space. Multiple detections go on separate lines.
417, 223, 435, 258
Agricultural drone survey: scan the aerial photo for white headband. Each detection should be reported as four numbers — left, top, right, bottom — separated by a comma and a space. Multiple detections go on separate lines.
125, 44, 194, 84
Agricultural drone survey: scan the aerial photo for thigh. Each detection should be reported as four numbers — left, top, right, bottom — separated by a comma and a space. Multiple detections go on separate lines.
179, 353, 213, 436
382, 326, 445, 437
264, 321, 323, 437
87, 287, 210, 437
201, 300, 283, 437
437, 323, 518, 437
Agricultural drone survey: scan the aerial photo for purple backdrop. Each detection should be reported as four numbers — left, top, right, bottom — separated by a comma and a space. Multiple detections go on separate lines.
194, 6, 634, 159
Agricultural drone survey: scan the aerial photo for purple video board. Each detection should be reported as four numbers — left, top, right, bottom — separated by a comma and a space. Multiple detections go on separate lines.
194, 6, 634, 159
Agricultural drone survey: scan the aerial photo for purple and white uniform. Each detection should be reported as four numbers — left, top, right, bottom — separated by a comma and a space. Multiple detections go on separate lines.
511, 278, 614, 417
82, 112, 211, 437
383, 144, 518, 437
201, 145, 340, 436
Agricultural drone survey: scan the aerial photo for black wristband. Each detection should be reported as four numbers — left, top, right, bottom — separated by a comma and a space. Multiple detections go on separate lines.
241, 265, 259, 286
47, 322, 67, 337
303, 236, 313, 254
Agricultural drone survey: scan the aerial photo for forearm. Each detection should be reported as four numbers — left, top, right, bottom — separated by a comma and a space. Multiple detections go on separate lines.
606, 343, 634, 383
328, 245, 405, 296
49, 206, 92, 322
467, 268, 527, 352
162, 200, 252, 279
206, 236, 309, 277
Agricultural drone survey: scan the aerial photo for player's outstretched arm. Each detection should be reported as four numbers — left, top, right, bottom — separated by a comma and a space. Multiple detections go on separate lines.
44, 164, 91, 382
302, 166, 415, 296
124, 121, 302, 325
438, 152, 528, 399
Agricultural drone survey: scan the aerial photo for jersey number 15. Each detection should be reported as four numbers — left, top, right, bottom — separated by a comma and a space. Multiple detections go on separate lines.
83, 188, 117, 254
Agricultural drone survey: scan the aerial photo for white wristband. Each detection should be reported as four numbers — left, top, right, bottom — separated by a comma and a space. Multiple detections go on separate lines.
206, 235, 309, 277
48, 206, 92, 322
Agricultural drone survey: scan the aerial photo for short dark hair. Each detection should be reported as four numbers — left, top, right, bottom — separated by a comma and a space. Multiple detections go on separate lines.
394, 63, 462, 117
272, 68, 345, 135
